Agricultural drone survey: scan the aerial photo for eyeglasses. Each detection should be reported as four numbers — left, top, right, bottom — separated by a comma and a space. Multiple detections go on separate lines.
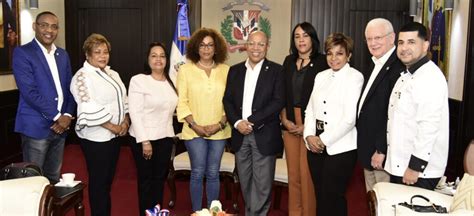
365, 32, 391, 43
36, 22, 59, 31
199, 43, 215, 49
246, 41, 267, 48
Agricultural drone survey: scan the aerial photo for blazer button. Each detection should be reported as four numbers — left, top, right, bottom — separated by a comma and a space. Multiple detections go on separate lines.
323, 101, 326, 104
324, 111, 327, 115
324, 122, 327, 125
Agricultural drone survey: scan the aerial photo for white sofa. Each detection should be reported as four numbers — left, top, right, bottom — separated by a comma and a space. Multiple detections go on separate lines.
0, 176, 54, 216
368, 140, 474, 216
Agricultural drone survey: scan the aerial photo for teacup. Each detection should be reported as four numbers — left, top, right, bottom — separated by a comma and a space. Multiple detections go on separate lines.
62, 173, 75, 185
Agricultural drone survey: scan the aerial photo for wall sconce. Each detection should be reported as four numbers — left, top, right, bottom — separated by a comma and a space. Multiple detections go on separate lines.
409, 0, 418, 16
445, 0, 454, 11
28, 0, 39, 9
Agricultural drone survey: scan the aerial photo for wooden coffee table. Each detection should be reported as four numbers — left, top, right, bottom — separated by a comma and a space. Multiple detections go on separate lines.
53, 182, 85, 216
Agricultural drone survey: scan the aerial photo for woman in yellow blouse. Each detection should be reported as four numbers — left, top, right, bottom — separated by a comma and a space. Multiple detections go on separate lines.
176, 28, 231, 211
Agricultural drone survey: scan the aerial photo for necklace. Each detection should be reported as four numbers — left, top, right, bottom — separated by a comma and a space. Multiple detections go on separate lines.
198, 60, 215, 69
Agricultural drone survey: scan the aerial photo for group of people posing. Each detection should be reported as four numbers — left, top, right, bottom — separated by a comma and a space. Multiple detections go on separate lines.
13, 10, 448, 216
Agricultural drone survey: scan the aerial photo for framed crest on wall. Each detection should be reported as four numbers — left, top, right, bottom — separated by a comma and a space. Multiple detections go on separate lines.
202, 0, 291, 65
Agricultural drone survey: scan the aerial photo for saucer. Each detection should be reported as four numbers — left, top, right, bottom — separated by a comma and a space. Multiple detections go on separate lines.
55, 180, 81, 187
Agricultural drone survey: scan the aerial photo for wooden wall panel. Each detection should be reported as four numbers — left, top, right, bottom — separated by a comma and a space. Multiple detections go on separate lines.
291, 0, 411, 75
0, 90, 21, 167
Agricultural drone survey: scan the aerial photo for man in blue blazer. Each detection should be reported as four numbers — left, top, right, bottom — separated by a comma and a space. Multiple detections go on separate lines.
12, 11, 75, 182
223, 31, 285, 215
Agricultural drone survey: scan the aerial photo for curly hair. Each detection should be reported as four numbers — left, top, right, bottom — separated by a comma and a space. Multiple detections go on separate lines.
83, 33, 111, 56
186, 28, 228, 64
324, 32, 353, 56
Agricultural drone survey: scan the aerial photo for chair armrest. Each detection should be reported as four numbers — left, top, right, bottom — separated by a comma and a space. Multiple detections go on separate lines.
371, 182, 453, 216
0, 176, 53, 216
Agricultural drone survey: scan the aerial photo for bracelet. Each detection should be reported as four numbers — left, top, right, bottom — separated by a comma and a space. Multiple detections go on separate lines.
188, 121, 196, 128
218, 121, 226, 130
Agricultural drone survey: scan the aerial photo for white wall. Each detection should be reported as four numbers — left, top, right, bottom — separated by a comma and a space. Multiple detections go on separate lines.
0, 0, 65, 91
447, 0, 469, 100
413, 0, 469, 101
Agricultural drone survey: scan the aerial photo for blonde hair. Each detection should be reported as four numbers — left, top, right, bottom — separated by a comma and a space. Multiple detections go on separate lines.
82, 33, 111, 56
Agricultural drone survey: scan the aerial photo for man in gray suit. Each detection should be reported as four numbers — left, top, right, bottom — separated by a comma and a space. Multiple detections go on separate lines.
223, 31, 285, 215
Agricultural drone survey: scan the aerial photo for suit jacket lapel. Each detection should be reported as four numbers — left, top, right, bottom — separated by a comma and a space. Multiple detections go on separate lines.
33, 40, 56, 87
235, 62, 247, 107
363, 51, 397, 106
253, 59, 269, 101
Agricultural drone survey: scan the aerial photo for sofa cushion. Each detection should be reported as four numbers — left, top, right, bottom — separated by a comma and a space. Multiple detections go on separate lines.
451, 173, 474, 211
0, 176, 50, 215
373, 182, 453, 216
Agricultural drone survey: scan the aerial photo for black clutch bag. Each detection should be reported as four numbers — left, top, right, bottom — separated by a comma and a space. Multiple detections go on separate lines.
316, 119, 324, 136
397, 195, 448, 213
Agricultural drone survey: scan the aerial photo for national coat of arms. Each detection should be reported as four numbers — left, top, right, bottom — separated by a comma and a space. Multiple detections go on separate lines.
220, 0, 272, 52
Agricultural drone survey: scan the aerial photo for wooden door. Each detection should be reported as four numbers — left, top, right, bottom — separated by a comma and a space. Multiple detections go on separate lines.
76, 8, 143, 88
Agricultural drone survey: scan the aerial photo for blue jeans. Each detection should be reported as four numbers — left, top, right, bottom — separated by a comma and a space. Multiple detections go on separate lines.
21, 133, 65, 182
184, 137, 226, 211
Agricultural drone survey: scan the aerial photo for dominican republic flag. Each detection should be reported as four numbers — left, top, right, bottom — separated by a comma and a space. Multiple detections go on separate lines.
169, 0, 191, 83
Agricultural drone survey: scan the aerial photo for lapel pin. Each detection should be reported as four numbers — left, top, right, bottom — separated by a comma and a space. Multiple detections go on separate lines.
265, 66, 269, 70
56, 52, 59, 56
310, 63, 313, 67
386, 66, 390, 70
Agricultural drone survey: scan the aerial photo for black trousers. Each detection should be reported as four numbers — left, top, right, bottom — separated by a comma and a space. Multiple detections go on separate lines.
129, 137, 173, 216
390, 175, 440, 190
307, 149, 357, 216
80, 138, 121, 216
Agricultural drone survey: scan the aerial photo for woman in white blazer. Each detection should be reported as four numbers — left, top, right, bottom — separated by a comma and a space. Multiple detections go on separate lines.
303, 33, 364, 216
128, 42, 178, 216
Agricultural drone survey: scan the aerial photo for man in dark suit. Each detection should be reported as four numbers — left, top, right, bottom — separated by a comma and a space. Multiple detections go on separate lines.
356, 18, 404, 191
223, 31, 285, 215
12, 11, 75, 183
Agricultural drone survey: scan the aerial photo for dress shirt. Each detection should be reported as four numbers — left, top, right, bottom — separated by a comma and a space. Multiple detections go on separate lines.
358, 46, 395, 116
71, 61, 129, 142
35, 38, 63, 121
385, 57, 449, 178
233, 59, 264, 128
176, 63, 231, 140
303, 63, 364, 155
128, 74, 178, 143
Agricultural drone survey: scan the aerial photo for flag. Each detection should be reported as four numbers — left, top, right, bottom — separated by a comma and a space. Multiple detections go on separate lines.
169, 0, 191, 83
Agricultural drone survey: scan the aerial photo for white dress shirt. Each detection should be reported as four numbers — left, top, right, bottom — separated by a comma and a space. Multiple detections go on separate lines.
35, 38, 64, 120
358, 46, 395, 116
385, 59, 449, 178
303, 63, 364, 155
234, 58, 263, 128
71, 61, 129, 142
128, 74, 178, 143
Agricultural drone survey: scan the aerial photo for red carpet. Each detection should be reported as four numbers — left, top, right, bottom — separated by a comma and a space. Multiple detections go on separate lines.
61, 144, 368, 216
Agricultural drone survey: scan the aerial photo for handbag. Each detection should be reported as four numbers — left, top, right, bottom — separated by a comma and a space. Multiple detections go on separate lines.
0, 162, 43, 180
397, 195, 448, 213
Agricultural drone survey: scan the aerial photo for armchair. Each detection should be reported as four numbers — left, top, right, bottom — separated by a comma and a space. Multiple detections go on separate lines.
272, 150, 288, 210
368, 140, 474, 216
167, 134, 240, 212
0, 176, 54, 216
